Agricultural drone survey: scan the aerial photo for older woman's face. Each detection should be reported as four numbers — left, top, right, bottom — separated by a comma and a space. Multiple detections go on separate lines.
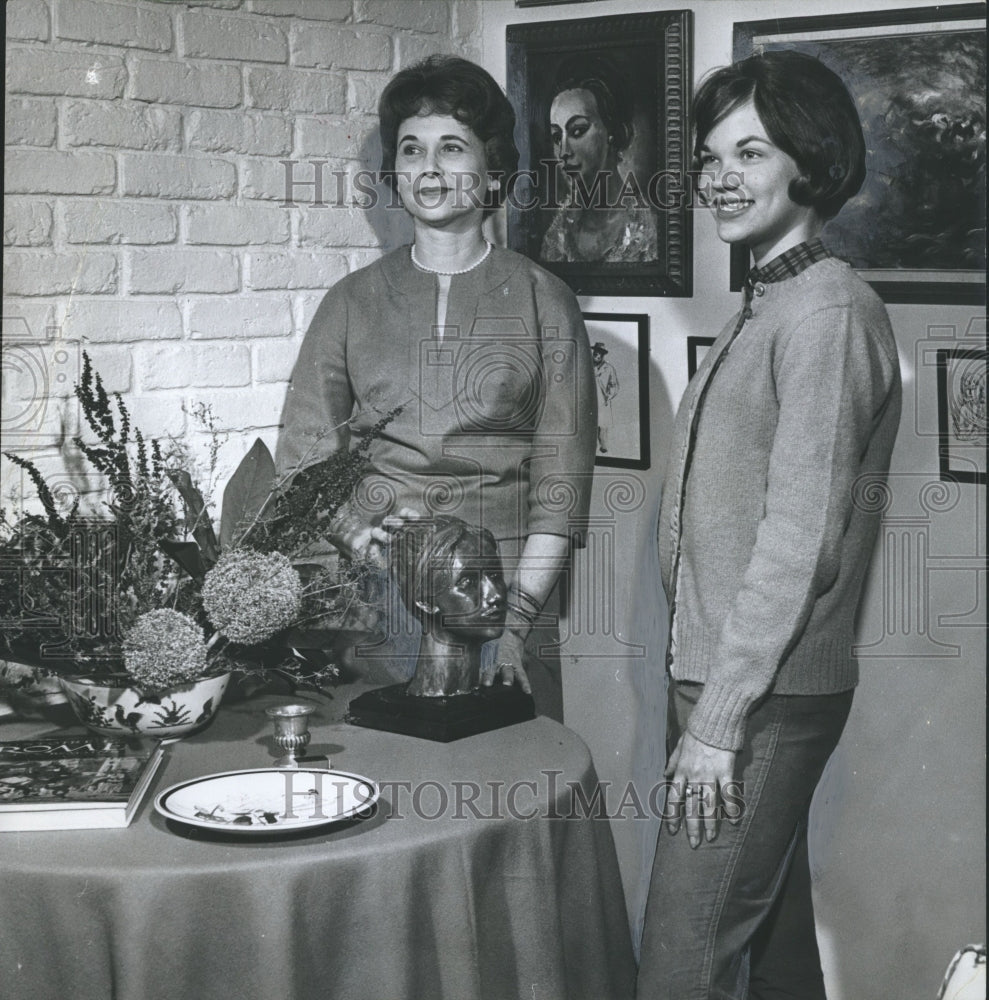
550, 88, 613, 190
394, 112, 491, 231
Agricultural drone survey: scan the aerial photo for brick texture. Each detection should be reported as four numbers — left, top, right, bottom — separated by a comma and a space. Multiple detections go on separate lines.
2, 0, 470, 497
6, 49, 127, 99
6, 150, 115, 195
56, 0, 172, 52
180, 10, 288, 63
6, 0, 50, 42
186, 110, 293, 156
60, 200, 178, 245
4, 251, 118, 296
6, 97, 57, 146
129, 250, 240, 294
128, 58, 241, 108
62, 101, 182, 151
121, 153, 237, 199
185, 204, 291, 246
246, 66, 346, 114
247, 0, 352, 21
4, 200, 54, 246
291, 25, 392, 71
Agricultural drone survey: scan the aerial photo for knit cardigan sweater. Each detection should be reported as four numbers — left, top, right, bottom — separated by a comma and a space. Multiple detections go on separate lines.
276, 244, 597, 545
658, 257, 902, 751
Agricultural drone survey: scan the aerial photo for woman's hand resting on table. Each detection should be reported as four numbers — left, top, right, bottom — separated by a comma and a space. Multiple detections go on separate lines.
664, 731, 740, 849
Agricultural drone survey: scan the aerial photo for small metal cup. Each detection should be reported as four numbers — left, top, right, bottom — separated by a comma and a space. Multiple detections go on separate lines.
265, 704, 315, 768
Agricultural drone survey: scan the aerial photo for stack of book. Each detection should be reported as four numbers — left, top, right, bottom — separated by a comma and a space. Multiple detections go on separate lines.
0, 735, 165, 831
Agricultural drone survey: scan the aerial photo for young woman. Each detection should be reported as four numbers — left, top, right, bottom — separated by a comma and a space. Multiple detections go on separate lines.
637, 51, 902, 998
275, 56, 596, 721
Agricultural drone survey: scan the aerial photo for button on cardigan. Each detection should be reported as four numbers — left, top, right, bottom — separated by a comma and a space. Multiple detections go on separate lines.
276, 244, 597, 546
659, 257, 902, 751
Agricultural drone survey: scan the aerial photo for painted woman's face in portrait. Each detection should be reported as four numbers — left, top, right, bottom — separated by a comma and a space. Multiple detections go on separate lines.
550, 88, 613, 190
427, 538, 507, 643
394, 112, 493, 232
697, 99, 819, 265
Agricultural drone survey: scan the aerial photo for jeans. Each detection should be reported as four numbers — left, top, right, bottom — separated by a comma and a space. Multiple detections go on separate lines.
636, 682, 853, 1000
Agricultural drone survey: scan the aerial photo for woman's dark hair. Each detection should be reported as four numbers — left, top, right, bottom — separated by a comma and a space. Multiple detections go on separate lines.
693, 50, 866, 219
378, 55, 519, 216
551, 54, 635, 152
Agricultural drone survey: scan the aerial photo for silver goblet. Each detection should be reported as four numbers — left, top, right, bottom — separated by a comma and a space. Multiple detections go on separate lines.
265, 704, 315, 768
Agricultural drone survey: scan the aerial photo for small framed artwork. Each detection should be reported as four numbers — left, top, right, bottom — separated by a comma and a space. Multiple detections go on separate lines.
582, 313, 650, 470
506, 11, 692, 297
686, 336, 716, 379
733, 4, 986, 305
937, 347, 987, 484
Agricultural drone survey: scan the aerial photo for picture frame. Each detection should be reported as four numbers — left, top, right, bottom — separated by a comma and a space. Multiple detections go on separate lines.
686, 336, 716, 380
937, 347, 987, 485
732, 3, 986, 305
506, 11, 692, 297
582, 313, 650, 470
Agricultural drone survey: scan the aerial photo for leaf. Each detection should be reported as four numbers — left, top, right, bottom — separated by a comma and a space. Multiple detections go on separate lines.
167, 468, 220, 567
220, 438, 276, 550
160, 539, 207, 582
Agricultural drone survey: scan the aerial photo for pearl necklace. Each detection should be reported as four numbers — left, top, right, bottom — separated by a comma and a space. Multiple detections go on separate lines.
410, 241, 492, 275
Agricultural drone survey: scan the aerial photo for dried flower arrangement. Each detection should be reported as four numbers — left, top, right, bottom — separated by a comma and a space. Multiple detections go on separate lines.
0, 353, 397, 696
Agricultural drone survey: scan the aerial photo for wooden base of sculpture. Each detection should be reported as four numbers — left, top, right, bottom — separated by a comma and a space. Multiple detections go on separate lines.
346, 683, 535, 742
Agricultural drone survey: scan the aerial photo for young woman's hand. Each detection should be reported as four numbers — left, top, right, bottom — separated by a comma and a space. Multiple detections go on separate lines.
664, 731, 739, 848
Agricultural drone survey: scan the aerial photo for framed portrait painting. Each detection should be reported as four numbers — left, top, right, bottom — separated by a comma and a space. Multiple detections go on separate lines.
582, 313, 650, 470
506, 11, 692, 297
733, 4, 986, 305
937, 347, 987, 484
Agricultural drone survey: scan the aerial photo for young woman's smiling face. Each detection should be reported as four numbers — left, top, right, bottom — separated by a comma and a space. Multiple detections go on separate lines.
393, 112, 492, 231
698, 100, 821, 264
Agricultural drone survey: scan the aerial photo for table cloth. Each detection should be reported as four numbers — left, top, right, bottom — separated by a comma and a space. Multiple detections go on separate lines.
0, 694, 636, 1000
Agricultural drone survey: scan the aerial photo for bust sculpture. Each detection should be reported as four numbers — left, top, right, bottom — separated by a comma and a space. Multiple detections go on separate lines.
390, 517, 507, 697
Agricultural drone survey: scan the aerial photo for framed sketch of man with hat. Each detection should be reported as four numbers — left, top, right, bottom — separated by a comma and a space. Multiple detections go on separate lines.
582, 313, 651, 470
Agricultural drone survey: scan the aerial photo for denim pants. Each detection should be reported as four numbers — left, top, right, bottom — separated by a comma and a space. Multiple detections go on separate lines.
636, 682, 853, 1000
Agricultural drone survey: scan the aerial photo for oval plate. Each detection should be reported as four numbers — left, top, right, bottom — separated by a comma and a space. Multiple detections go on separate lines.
154, 768, 379, 835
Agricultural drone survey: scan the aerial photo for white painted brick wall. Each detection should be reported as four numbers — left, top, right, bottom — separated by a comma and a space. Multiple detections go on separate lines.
60, 200, 178, 244
6, 97, 58, 146
56, 0, 173, 51
3, 200, 55, 246
2, 0, 482, 505
61, 101, 182, 151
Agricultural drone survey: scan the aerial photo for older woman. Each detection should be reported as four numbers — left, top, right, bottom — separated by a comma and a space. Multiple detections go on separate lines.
276, 56, 596, 721
541, 55, 658, 263
637, 51, 901, 998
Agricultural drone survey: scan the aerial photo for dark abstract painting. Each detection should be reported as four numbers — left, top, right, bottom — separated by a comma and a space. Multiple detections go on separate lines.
734, 5, 986, 303
778, 32, 985, 273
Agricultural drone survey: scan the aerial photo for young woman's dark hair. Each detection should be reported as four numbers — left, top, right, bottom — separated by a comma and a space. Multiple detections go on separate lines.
378, 55, 519, 216
693, 49, 866, 219
551, 53, 635, 153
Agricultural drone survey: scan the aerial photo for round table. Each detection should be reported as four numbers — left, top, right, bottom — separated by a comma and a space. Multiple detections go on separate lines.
0, 693, 636, 1000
